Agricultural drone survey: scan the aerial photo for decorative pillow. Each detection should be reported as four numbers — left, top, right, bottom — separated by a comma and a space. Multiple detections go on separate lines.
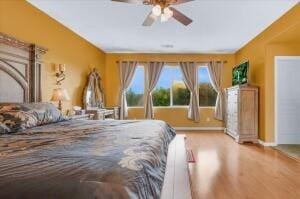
0, 102, 67, 134
0, 123, 12, 134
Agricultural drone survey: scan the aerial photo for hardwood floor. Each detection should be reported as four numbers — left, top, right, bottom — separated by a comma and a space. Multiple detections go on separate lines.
179, 131, 300, 199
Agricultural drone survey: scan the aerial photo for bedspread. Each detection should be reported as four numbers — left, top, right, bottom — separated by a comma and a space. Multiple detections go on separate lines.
0, 119, 175, 199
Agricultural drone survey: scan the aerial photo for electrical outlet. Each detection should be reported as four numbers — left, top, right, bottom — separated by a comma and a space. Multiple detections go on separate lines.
206, 117, 211, 122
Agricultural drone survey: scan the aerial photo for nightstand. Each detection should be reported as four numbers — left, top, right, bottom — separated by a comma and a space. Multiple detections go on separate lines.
106, 106, 120, 120
85, 107, 120, 120
68, 114, 94, 120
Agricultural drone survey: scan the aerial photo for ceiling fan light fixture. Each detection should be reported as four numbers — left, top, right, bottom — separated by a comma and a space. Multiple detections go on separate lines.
113, 0, 193, 26
161, 13, 169, 22
152, 5, 162, 16
163, 7, 173, 18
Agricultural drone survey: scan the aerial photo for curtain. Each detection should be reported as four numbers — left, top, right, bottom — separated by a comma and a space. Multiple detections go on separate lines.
179, 62, 200, 122
207, 61, 224, 120
119, 61, 137, 119
144, 62, 164, 119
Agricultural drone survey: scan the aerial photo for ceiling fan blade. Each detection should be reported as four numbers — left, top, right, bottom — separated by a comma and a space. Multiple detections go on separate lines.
172, 0, 194, 5
170, 7, 193, 26
142, 12, 157, 26
111, 0, 144, 4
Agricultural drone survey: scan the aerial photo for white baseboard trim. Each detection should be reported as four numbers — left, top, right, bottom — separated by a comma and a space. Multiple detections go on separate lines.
174, 127, 225, 131
258, 139, 277, 147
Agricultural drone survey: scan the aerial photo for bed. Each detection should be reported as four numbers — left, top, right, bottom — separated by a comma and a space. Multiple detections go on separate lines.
0, 33, 192, 199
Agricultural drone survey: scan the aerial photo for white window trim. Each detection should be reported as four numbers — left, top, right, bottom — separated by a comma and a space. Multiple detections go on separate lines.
197, 65, 217, 108
126, 65, 145, 108
152, 65, 190, 107
126, 64, 217, 108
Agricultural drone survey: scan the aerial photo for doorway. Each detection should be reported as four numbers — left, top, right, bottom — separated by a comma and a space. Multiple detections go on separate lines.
275, 56, 300, 159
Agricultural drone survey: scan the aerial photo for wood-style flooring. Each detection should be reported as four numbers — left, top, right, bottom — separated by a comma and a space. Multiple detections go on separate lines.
179, 131, 300, 199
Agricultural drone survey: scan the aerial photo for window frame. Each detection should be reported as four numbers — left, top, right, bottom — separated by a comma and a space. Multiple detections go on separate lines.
153, 65, 190, 108
126, 64, 217, 109
197, 65, 217, 108
126, 65, 145, 108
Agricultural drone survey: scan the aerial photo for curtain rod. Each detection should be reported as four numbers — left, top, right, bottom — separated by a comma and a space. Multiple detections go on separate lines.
116, 60, 228, 64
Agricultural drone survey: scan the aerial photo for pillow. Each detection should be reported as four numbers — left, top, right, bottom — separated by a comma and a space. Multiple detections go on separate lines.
0, 123, 12, 134
0, 102, 67, 134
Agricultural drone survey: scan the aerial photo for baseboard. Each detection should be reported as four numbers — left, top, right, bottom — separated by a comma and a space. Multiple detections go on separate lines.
174, 127, 225, 131
258, 139, 277, 147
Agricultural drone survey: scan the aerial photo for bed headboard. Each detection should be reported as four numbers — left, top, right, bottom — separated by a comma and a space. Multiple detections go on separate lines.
0, 33, 47, 103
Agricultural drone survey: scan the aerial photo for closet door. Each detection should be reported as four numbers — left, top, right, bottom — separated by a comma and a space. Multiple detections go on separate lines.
275, 56, 300, 144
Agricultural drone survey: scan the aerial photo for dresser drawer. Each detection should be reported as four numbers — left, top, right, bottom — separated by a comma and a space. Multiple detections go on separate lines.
227, 115, 238, 124
227, 101, 238, 115
227, 119, 238, 135
228, 91, 238, 103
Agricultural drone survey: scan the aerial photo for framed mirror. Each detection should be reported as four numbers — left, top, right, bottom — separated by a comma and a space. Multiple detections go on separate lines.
83, 68, 104, 109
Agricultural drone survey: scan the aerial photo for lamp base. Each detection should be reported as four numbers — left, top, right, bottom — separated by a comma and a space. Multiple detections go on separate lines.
58, 100, 62, 111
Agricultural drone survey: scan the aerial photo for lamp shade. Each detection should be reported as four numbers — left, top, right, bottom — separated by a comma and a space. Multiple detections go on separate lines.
51, 88, 70, 101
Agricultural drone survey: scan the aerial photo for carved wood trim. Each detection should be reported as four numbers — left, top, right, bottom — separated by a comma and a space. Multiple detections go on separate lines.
0, 50, 30, 60
30, 45, 43, 102
0, 59, 27, 82
0, 32, 48, 102
0, 60, 29, 102
0, 32, 47, 54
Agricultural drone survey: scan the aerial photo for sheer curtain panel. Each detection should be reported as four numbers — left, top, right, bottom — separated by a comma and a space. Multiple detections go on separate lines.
207, 61, 224, 120
179, 62, 200, 122
119, 61, 138, 119
144, 62, 164, 119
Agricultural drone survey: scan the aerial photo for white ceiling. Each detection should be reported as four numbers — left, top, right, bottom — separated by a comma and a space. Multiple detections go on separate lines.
28, 0, 298, 54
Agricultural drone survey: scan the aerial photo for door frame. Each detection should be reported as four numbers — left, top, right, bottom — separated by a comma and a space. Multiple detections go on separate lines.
274, 56, 300, 145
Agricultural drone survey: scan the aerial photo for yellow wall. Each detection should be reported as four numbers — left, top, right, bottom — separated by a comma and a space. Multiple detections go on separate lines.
0, 0, 234, 128
0, 0, 106, 111
2, 1, 299, 134
105, 53, 235, 127
236, 4, 300, 142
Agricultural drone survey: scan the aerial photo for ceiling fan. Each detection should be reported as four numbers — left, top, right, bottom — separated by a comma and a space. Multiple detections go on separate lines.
111, 0, 194, 26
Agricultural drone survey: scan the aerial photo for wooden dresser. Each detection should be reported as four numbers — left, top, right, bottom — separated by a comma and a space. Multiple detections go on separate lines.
225, 85, 258, 143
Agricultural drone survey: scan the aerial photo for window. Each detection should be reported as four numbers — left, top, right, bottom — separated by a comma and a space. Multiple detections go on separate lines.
126, 66, 144, 107
126, 65, 217, 108
153, 66, 190, 106
198, 66, 217, 106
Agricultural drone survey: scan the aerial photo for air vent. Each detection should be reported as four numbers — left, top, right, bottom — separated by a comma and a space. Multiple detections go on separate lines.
161, 44, 174, 48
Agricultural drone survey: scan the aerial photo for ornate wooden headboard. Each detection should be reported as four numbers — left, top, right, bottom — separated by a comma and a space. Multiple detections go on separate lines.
0, 33, 47, 103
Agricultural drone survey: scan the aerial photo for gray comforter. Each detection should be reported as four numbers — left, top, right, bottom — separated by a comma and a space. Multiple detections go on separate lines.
0, 120, 175, 199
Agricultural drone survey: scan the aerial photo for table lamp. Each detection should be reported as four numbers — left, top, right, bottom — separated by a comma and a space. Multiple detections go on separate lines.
51, 88, 70, 111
